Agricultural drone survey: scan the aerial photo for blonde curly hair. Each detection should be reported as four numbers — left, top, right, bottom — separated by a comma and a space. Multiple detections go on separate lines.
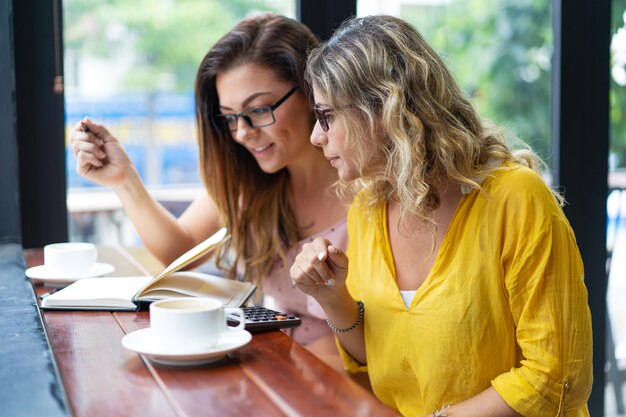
306, 15, 551, 233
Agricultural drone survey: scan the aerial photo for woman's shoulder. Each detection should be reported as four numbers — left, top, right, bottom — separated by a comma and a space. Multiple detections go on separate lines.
490, 162, 547, 189
487, 162, 556, 202
482, 162, 563, 218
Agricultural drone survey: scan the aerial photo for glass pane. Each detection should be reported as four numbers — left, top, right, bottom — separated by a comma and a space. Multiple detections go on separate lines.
63, 0, 296, 245
357, 0, 553, 167
608, 1, 626, 415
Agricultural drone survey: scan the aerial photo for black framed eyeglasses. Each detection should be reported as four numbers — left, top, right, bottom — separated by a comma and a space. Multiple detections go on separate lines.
313, 105, 335, 132
216, 87, 297, 132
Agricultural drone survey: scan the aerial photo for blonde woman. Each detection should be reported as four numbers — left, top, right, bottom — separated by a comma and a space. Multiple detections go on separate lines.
291, 15, 592, 416
71, 14, 347, 346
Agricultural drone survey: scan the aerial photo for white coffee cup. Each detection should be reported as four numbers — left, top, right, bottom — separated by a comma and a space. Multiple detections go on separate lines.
149, 297, 245, 351
43, 242, 97, 276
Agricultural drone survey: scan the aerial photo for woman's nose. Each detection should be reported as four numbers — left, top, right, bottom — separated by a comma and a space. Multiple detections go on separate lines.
310, 122, 328, 147
234, 117, 257, 142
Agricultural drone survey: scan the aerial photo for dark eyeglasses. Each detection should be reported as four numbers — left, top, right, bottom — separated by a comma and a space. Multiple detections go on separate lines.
313, 106, 334, 132
313, 104, 350, 132
216, 87, 297, 132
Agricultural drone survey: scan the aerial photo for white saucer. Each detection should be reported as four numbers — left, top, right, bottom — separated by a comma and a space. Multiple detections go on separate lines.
25, 263, 116, 285
121, 328, 252, 366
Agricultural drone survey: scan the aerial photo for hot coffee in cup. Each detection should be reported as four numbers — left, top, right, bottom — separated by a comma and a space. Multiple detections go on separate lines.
149, 297, 245, 352
43, 242, 98, 276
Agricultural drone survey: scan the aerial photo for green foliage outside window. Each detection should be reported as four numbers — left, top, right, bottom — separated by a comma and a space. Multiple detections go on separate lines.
401, 0, 553, 165
63, 0, 295, 92
612, 0, 626, 167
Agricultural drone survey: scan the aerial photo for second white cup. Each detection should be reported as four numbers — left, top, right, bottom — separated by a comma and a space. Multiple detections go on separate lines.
149, 297, 245, 351
43, 242, 97, 276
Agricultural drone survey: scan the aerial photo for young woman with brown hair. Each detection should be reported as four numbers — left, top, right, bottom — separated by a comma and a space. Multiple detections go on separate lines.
71, 14, 347, 346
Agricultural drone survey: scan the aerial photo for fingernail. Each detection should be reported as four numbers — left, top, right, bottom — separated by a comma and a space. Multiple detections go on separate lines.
318, 252, 325, 260
326, 279, 336, 286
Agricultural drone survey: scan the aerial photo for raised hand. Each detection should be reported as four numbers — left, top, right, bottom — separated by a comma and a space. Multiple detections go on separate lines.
70, 117, 135, 187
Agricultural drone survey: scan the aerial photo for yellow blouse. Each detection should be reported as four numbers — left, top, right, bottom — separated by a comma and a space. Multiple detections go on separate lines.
340, 164, 592, 417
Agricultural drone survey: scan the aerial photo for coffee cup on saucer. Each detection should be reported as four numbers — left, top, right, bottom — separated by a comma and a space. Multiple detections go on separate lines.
149, 298, 245, 351
25, 242, 115, 285
121, 298, 251, 366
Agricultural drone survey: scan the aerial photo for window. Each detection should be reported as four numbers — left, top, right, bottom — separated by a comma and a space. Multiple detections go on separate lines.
607, 2, 626, 414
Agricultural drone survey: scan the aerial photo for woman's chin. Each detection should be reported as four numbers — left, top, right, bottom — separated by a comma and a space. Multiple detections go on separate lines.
337, 169, 358, 181
256, 161, 284, 175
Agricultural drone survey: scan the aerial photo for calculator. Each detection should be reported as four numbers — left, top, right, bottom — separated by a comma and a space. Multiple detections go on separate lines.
227, 306, 302, 333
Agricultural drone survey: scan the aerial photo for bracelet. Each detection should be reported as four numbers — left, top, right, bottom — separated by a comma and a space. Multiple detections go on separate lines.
432, 403, 452, 417
326, 300, 364, 333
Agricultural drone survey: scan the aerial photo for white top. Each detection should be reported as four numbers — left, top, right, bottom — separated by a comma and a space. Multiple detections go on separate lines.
399, 290, 417, 308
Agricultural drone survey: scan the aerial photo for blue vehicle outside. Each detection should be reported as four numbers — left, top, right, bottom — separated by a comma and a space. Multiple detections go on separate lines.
65, 91, 200, 188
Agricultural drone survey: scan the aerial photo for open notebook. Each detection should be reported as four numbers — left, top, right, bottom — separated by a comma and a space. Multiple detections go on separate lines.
40, 228, 256, 310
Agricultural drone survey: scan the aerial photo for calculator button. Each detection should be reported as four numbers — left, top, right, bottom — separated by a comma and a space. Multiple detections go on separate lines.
226, 306, 302, 333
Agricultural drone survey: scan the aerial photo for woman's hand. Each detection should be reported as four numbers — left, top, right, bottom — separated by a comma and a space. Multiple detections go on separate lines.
70, 117, 135, 187
290, 237, 349, 303
292, 237, 367, 364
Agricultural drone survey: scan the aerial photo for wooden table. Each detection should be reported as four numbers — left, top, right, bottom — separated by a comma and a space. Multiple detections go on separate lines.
25, 246, 397, 417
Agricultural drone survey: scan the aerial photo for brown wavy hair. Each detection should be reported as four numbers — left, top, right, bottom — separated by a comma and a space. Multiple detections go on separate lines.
306, 15, 553, 234
195, 14, 319, 283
